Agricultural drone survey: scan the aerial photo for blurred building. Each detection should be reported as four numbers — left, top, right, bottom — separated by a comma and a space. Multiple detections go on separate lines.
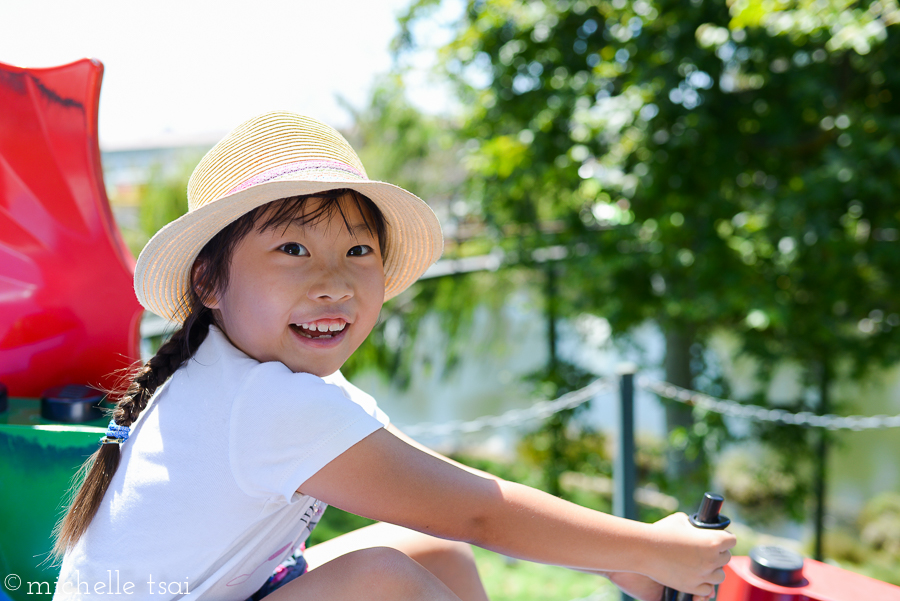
100, 133, 217, 230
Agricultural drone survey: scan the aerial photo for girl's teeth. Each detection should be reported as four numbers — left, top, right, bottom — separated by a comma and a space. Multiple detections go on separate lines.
293, 321, 346, 341
295, 328, 333, 340
298, 321, 346, 332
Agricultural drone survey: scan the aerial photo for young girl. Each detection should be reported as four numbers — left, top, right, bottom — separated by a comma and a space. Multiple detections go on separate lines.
52, 111, 734, 601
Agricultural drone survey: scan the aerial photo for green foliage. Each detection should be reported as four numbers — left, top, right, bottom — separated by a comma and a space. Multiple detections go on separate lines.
859, 492, 900, 559
397, 0, 900, 518
306, 507, 375, 547
119, 161, 196, 258
340, 75, 466, 213
404, 0, 900, 363
342, 267, 527, 385
138, 167, 189, 243
658, 343, 737, 500
715, 443, 811, 523
516, 351, 600, 496
518, 422, 611, 477
338, 78, 526, 385
823, 491, 900, 585
518, 415, 610, 496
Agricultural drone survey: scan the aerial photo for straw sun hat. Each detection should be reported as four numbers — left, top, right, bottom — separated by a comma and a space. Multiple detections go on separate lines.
134, 111, 444, 322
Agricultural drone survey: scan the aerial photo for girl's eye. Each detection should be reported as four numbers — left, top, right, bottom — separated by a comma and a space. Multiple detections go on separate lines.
348, 245, 374, 257
279, 243, 309, 257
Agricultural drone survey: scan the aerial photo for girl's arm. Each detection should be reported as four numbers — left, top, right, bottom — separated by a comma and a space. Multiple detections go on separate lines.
388, 424, 696, 601
384, 423, 503, 481
299, 427, 734, 599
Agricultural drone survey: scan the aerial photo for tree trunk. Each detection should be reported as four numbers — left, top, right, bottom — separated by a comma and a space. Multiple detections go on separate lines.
663, 325, 701, 482
545, 264, 564, 497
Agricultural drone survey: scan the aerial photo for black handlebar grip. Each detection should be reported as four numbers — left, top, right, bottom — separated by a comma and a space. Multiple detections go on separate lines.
696, 493, 724, 525
661, 493, 730, 601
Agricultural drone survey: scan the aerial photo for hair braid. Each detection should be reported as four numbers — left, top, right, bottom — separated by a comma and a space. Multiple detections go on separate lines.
113, 312, 209, 426
50, 304, 212, 562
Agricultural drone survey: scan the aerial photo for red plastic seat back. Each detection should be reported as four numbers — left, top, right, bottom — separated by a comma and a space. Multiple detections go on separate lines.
0, 58, 142, 397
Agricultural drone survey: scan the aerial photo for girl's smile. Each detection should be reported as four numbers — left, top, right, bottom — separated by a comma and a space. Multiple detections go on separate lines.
201, 196, 385, 377
291, 319, 348, 339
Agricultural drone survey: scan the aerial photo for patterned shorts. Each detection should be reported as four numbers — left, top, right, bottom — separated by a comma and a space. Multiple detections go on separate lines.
244, 551, 308, 601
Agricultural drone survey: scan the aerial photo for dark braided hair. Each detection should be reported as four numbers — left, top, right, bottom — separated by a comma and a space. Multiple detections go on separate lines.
51, 190, 387, 562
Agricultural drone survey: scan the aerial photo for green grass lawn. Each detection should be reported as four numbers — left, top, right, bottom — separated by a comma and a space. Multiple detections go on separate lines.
473, 547, 619, 601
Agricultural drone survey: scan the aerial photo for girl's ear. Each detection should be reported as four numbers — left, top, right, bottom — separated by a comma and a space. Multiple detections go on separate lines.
191, 260, 220, 309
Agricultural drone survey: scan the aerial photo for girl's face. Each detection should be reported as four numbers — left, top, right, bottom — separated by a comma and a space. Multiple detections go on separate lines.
202, 196, 385, 377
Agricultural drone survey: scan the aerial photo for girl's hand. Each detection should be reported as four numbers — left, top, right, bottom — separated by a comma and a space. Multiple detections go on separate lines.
642, 512, 735, 598
593, 570, 718, 601
601, 571, 665, 601
601, 570, 718, 601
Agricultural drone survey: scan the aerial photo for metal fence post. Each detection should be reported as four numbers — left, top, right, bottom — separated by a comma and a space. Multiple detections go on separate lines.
614, 364, 638, 601
614, 364, 637, 522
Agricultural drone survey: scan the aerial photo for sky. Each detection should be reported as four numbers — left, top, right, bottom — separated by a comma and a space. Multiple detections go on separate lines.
0, 0, 451, 149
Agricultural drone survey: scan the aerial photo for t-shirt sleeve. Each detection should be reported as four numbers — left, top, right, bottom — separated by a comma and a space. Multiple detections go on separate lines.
323, 370, 391, 426
229, 361, 389, 502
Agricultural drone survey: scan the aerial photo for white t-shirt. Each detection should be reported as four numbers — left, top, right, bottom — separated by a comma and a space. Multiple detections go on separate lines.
55, 326, 389, 600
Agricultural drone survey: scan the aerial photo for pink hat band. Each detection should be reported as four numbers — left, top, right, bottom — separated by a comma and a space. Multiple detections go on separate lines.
226, 159, 366, 196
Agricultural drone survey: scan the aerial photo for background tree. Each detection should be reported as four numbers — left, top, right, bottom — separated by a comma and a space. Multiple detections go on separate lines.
397, 0, 900, 516
338, 77, 527, 387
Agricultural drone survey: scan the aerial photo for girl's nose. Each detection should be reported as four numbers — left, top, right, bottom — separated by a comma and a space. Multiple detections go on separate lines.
306, 265, 353, 302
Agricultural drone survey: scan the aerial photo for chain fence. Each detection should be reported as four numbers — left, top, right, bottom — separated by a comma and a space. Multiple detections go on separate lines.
401, 378, 613, 437
639, 376, 900, 431
396, 373, 898, 600
400, 373, 900, 438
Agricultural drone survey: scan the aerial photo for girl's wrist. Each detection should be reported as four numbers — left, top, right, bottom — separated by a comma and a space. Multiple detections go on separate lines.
627, 520, 663, 577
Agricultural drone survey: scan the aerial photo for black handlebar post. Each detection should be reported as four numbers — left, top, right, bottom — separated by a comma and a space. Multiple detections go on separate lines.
661, 493, 731, 601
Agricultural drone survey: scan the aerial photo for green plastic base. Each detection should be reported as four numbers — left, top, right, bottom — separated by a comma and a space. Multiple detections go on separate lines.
0, 398, 106, 600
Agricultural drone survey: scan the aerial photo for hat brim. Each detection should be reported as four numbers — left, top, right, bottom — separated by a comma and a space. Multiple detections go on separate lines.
134, 178, 443, 322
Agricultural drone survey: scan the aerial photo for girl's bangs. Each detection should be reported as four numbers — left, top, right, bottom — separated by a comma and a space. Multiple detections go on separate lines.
256, 190, 388, 259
